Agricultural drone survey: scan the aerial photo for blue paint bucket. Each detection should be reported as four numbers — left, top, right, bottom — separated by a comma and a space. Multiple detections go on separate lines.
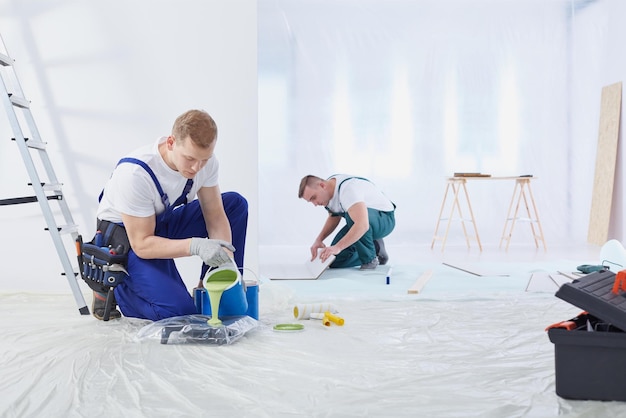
193, 287, 204, 313
195, 280, 249, 318
245, 280, 259, 320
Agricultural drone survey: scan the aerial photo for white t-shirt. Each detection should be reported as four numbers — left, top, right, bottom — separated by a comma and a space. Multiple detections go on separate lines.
326, 174, 395, 214
97, 136, 219, 223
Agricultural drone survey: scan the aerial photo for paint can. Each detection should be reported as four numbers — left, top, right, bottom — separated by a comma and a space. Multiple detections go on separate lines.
193, 287, 205, 314
245, 279, 259, 320
199, 281, 249, 318
200, 265, 248, 318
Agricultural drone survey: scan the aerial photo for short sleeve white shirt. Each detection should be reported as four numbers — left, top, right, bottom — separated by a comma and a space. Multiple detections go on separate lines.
326, 174, 394, 214
96, 136, 219, 223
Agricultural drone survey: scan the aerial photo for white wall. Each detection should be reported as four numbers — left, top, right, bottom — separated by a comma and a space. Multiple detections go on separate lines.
258, 0, 620, 253
0, 0, 258, 294
2, 0, 625, 296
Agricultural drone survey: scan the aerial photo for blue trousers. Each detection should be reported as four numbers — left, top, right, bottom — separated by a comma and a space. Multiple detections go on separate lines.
115, 192, 248, 321
330, 208, 395, 268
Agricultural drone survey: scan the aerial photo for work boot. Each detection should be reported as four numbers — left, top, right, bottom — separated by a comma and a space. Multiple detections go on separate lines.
374, 239, 389, 265
360, 257, 380, 270
92, 290, 122, 320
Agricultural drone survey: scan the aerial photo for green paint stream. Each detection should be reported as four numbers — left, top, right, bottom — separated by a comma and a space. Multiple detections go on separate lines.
205, 268, 238, 326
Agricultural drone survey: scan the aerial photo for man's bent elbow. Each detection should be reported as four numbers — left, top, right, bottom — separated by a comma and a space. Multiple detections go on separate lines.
131, 245, 151, 259
353, 223, 370, 238
127, 237, 157, 260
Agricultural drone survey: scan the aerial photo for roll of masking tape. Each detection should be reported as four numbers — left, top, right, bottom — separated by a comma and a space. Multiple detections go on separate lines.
293, 303, 338, 319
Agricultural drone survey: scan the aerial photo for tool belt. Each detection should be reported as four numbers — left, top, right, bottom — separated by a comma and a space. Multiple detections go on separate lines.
76, 220, 131, 293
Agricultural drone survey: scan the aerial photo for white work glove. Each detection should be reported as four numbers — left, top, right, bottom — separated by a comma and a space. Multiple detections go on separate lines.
190, 238, 236, 267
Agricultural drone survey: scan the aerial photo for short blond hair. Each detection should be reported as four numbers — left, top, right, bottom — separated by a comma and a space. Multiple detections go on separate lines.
172, 109, 217, 148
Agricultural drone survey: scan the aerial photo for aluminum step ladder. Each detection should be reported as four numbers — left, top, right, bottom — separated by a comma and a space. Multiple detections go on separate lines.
0, 34, 89, 315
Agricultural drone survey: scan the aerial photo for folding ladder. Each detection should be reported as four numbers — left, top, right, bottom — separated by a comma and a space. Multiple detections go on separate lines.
0, 34, 89, 315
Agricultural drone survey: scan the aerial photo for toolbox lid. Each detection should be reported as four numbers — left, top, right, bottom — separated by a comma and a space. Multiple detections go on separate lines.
555, 270, 626, 332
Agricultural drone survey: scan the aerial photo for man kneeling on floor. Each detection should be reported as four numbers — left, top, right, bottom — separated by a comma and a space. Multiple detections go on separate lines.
92, 109, 248, 321
298, 174, 396, 270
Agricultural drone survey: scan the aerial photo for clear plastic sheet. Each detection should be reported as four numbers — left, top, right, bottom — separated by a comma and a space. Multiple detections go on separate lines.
2, 249, 626, 417
136, 315, 259, 345
2, 0, 626, 416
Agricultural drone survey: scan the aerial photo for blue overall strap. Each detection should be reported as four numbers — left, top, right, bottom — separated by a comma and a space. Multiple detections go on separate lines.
99, 157, 194, 213
118, 157, 194, 209
171, 178, 194, 208
118, 157, 194, 208
117, 157, 170, 207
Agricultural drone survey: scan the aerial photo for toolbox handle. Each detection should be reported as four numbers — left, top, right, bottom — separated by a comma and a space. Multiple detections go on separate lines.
545, 311, 588, 331
611, 270, 626, 295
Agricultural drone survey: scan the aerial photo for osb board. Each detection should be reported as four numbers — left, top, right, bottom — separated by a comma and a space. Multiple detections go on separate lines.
588, 82, 622, 245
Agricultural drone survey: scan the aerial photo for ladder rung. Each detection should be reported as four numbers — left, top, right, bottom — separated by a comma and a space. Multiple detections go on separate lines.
45, 224, 79, 234
0, 195, 61, 206
0, 52, 11, 66
43, 183, 63, 191
506, 217, 537, 223
28, 182, 63, 191
12, 137, 46, 149
8, 93, 30, 108
439, 217, 476, 223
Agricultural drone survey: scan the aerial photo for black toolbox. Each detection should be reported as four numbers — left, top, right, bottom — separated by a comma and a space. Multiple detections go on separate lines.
547, 269, 626, 402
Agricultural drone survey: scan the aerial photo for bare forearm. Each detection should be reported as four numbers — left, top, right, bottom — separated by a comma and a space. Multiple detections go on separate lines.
207, 221, 233, 257
131, 236, 193, 259
333, 222, 369, 251
207, 215, 232, 244
332, 202, 370, 251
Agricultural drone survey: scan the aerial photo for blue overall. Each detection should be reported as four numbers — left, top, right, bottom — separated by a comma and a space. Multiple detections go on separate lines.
110, 158, 248, 321
325, 177, 395, 268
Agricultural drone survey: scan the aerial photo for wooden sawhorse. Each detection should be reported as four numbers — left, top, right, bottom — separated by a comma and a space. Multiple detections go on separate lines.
499, 177, 547, 251
431, 177, 482, 252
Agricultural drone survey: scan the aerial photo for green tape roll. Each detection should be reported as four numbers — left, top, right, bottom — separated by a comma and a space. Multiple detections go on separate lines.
273, 323, 304, 332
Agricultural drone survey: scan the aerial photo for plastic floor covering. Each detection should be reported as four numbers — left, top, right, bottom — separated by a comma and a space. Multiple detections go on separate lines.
2, 247, 626, 417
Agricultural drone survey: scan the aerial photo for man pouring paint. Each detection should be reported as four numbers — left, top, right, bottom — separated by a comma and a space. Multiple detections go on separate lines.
298, 174, 396, 270
91, 109, 248, 321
